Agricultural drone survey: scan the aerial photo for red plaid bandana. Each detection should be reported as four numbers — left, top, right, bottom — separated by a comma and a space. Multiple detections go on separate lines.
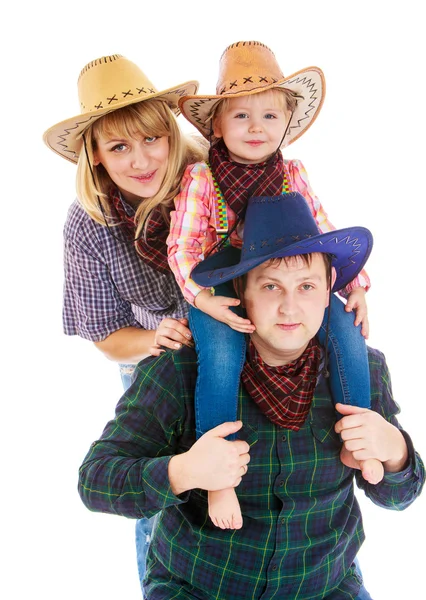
241, 339, 321, 431
109, 188, 170, 274
208, 139, 284, 218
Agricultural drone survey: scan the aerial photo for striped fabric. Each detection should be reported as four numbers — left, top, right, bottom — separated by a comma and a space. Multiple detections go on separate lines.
167, 159, 371, 305
78, 346, 424, 599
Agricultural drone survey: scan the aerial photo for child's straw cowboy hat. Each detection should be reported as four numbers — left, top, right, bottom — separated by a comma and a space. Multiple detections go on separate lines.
43, 54, 199, 164
179, 41, 325, 147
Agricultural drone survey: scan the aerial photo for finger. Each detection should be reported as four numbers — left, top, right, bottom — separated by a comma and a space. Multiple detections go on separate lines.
335, 403, 369, 416
207, 420, 244, 439
361, 316, 370, 339
149, 345, 165, 357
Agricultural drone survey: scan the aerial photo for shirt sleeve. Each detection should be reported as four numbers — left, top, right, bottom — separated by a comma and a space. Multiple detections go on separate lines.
355, 348, 425, 509
78, 352, 191, 519
286, 159, 371, 296
63, 211, 139, 341
167, 163, 214, 305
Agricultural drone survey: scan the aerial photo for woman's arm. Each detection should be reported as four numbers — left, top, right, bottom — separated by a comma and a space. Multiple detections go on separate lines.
94, 318, 193, 363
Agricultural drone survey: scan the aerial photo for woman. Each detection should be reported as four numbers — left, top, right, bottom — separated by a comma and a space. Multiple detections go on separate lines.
43, 53, 205, 587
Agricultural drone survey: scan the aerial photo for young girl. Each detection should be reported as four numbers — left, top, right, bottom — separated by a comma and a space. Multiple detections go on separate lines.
43, 53, 205, 588
168, 41, 383, 530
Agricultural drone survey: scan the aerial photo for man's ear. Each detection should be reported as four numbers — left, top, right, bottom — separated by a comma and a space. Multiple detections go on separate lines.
326, 267, 337, 307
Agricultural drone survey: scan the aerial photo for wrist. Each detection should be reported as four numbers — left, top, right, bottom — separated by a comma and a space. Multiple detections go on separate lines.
384, 430, 409, 473
168, 453, 191, 495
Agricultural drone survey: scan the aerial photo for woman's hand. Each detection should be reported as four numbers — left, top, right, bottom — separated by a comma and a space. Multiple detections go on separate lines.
345, 287, 369, 338
149, 317, 193, 356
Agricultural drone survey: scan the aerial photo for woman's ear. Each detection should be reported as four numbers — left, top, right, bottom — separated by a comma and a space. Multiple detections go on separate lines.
92, 152, 100, 166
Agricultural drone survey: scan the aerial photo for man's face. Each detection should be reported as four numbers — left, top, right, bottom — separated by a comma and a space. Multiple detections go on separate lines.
243, 253, 335, 366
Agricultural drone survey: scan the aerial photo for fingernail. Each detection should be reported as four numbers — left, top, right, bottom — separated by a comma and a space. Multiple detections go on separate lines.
175, 343, 181, 349
185, 333, 192, 339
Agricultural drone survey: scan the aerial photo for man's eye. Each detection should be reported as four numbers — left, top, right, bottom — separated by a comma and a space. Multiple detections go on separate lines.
301, 284, 313, 291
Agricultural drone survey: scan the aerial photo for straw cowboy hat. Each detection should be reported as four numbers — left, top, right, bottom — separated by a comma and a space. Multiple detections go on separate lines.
179, 41, 325, 147
43, 54, 199, 164
191, 192, 373, 292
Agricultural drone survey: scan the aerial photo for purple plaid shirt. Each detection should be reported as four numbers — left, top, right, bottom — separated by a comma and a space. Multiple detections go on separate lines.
63, 198, 188, 341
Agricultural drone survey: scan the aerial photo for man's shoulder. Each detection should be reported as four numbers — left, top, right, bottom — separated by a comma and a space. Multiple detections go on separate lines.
133, 346, 198, 393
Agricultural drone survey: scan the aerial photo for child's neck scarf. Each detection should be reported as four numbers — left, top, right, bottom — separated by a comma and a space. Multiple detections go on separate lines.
208, 139, 284, 219
241, 339, 321, 431
109, 188, 170, 274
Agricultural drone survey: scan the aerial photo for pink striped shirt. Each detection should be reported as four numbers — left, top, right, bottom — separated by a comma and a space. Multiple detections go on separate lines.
167, 160, 370, 304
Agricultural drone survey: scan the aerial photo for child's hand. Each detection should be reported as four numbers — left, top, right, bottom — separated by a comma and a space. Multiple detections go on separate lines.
345, 287, 369, 338
194, 289, 255, 333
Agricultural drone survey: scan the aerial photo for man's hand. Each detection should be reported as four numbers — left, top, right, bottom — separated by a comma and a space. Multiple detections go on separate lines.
194, 289, 255, 333
335, 403, 408, 473
345, 287, 369, 338
149, 317, 193, 356
168, 421, 251, 495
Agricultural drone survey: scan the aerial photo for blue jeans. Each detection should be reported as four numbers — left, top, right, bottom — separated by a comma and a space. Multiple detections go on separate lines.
189, 283, 247, 439
190, 290, 370, 439
119, 363, 156, 593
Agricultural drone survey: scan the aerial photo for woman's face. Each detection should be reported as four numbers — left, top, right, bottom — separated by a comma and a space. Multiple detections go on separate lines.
93, 133, 170, 207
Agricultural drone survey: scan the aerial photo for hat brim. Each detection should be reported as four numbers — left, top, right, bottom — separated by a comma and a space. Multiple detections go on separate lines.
191, 226, 373, 293
43, 80, 199, 164
179, 67, 325, 147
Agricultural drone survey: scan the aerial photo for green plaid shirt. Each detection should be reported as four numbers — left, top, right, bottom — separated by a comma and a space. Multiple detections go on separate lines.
79, 346, 424, 599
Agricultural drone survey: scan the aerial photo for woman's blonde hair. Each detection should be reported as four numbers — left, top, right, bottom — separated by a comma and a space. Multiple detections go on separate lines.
76, 99, 206, 239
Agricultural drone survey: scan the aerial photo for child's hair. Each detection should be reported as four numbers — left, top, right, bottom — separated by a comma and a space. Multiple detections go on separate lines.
233, 253, 333, 303
207, 88, 304, 143
76, 98, 206, 238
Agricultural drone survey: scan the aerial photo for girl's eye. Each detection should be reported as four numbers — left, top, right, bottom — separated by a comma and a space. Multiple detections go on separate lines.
145, 136, 158, 144
235, 113, 248, 119
264, 113, 277, 119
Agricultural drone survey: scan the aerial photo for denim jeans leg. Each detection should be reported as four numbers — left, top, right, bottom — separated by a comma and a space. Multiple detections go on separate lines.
189, 286, 246, 440
119, 363, 154, 594
317, 294, 371, 408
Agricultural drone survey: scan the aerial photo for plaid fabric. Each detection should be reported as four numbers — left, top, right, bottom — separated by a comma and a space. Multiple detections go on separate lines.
63, 198, 188, 341
209, 139, 284, 219
241, 339, 321, 430
79, 346, 424, 599
167, 158, 371, 304
110, 188, 170, 274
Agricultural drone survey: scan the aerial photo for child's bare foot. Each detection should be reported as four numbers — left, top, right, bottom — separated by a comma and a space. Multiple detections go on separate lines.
359, 458, 384, 484
208, 488, 243, 529
340, 447, 384, 484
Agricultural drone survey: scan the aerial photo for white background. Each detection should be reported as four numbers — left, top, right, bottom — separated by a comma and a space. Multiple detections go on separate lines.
2, 1, 425, 598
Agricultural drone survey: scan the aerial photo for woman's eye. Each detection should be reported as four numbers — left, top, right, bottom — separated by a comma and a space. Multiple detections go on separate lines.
145, 136, 158, 143
111, 143, 127, 152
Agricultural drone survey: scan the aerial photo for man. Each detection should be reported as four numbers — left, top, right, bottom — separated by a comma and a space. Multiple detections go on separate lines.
78, 193, 424, 599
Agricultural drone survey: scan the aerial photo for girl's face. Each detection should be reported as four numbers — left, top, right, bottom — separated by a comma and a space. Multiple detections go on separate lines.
213, 92, 290, 164
93, 133, 170, 207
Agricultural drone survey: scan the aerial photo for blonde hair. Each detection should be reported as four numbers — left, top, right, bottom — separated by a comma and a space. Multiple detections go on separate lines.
208, 87, 303, 143
76, 99, 206, 239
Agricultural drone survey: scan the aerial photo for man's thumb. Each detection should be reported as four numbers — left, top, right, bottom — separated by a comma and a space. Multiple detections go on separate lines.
208, 421, 243, 438
335, 403, 368, 416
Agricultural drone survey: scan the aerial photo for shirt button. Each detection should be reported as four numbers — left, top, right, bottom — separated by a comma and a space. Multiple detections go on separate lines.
281, 517, 285, 524
282, 435, 287, 441
272, 565, 278, 571
279, 480, 284, 487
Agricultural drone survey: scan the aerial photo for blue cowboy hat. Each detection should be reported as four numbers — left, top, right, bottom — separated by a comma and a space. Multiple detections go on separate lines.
191, 192, 373, 292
